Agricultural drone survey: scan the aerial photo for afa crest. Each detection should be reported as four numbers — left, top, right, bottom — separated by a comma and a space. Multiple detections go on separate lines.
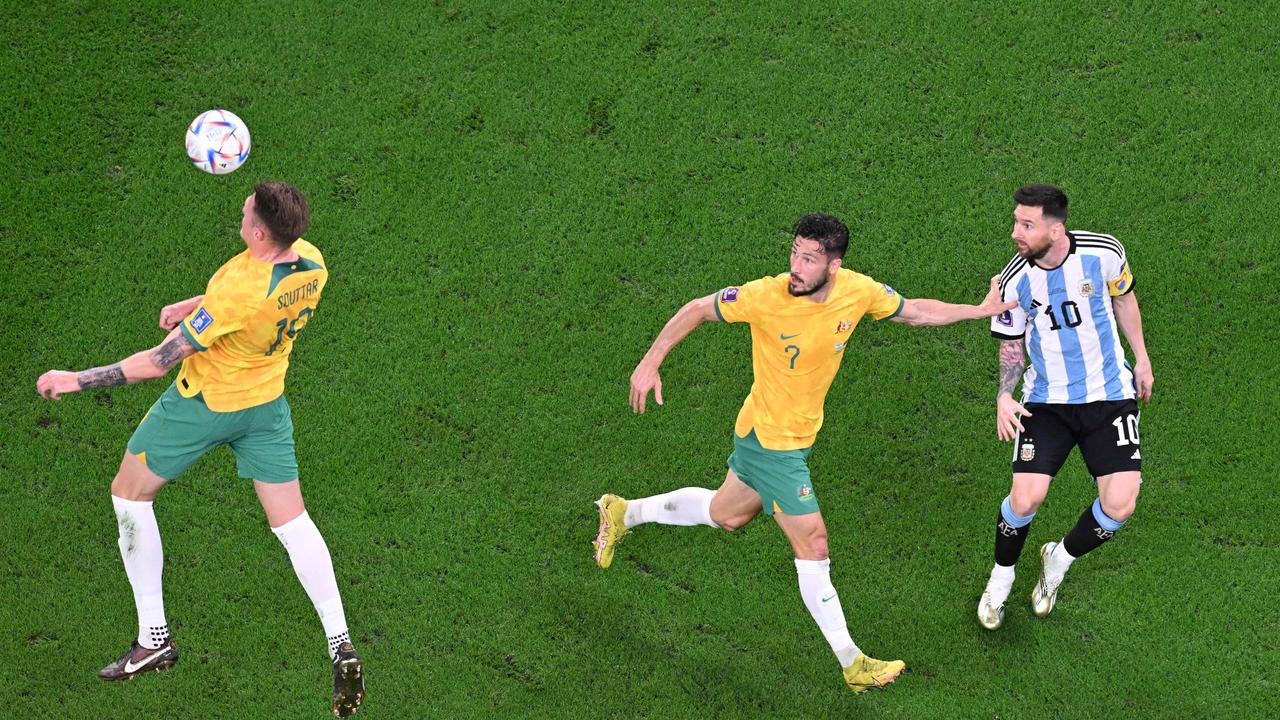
1079, 280, 1095, 298
1020, 440, 1036, 462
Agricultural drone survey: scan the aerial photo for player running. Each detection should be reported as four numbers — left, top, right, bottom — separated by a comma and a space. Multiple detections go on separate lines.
978, 184, 1153, 630
593, 213, 1015, 694
37, 182, 364, 717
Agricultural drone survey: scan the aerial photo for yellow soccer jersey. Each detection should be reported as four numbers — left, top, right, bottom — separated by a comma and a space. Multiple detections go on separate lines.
177, 239, 327, 412
714, 268, 904, 450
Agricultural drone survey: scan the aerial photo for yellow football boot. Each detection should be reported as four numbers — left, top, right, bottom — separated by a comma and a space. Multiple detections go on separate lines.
843, 653, 906, 694
593, 494, 629, 569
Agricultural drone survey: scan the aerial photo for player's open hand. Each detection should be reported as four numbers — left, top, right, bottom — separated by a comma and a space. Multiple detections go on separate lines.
995, 393, 1031, 441
1133, 357, 1154, 402
37, 370, 79, 400
629, 361, 663, 414
159, 303, 187, 331
978, 276, 1019, 317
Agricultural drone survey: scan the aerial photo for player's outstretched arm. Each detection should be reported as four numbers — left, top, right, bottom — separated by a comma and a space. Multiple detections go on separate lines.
1112, 291, 1153, 402
159, 295, 205, 330
995, 339, 1032, 441
629, 293, 718, 413
36, 327, 199, 400
892, 276, 1017, 327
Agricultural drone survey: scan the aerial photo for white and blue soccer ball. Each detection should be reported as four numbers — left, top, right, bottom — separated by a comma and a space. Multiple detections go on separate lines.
185, 109, 251, 175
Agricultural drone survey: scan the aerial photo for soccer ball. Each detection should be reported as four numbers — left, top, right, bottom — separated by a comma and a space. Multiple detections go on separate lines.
185, 109, 251, 175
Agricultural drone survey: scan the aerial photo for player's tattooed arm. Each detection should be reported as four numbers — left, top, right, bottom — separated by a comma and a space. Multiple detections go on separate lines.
150, 330, 197, 371
994, 339, 1032, 441
38, 328, 199, 399
77, 364, 127, 389
998, 339, 1025, 397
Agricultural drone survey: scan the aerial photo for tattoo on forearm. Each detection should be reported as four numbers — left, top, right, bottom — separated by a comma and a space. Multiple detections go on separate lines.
151, 334, 194, 371
78, 364, 127, 389
998, 340, 1025, 396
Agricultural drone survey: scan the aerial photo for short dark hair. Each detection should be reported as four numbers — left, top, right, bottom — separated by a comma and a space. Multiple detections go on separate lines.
793, 213, 849, 259
1013, 183, 1068, 223
253, 181, 310, 247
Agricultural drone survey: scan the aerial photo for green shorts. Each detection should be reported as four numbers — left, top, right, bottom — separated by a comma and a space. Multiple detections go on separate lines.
726, 429, 817, 516
127, 382, 299, 483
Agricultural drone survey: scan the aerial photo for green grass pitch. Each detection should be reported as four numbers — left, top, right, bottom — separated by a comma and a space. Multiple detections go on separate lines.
2, 1, 1276, 718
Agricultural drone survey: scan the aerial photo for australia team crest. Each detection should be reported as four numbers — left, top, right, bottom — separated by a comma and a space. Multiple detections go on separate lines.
836, 319, 852, 333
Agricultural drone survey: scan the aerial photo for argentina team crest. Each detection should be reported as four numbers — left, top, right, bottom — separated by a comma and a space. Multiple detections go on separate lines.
1020, 439, 1036, 462
1079, 279, 1095, 297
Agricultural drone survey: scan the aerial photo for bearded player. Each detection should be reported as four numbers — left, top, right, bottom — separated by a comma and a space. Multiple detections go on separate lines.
37, 182, 364, 717
978, 184, 1153, 630
593, 213, 1016, 693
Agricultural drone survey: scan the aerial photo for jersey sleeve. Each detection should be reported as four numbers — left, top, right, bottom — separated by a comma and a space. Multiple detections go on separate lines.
864, 278, 905, 321
1106, 243, 1135, 296
991, 278, 1027, 339
181, 278, 247, 351
714, 277, 772, 324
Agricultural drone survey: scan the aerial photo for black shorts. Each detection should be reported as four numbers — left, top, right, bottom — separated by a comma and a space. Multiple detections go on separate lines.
1011, 399, 1143, 478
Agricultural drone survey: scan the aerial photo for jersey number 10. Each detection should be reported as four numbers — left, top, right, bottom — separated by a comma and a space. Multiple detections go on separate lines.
1043, 301, 1083, 331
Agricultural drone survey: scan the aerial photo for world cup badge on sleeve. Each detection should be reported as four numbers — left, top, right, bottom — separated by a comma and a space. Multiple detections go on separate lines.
191, 308, 214, 333
720, 287, 739, 303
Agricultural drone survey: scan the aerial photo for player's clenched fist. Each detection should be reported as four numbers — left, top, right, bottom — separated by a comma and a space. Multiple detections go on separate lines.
37, 370, 79, 400
159, 303, 187, 331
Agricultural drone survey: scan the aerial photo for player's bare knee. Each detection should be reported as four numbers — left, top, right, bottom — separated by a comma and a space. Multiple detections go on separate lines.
1100, 496, 1136, 522
715, 513, 748, 532
792, 529, 829, 560
1008, 492, 1044, 517
808, 536, 829, 560
110, 471, 149, 501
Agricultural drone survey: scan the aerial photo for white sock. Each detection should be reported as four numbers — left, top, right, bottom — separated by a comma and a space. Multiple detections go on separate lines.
795, 558, 860, 667
623, 487, 718, 528
1049, 539, 1077, 576
272, 512, 349, 658
112, 496, 169, 650
986, 563, 1016, 606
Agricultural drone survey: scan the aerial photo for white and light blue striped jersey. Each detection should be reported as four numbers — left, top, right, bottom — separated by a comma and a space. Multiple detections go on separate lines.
991, 231, 1137, 404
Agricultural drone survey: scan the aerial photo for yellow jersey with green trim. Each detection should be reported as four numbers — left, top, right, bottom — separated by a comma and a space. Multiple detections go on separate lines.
714, 268, 903, 450
177, 239, 327, 412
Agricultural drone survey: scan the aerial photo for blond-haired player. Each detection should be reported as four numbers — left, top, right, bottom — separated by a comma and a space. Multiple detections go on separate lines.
37, 182, 363, 717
